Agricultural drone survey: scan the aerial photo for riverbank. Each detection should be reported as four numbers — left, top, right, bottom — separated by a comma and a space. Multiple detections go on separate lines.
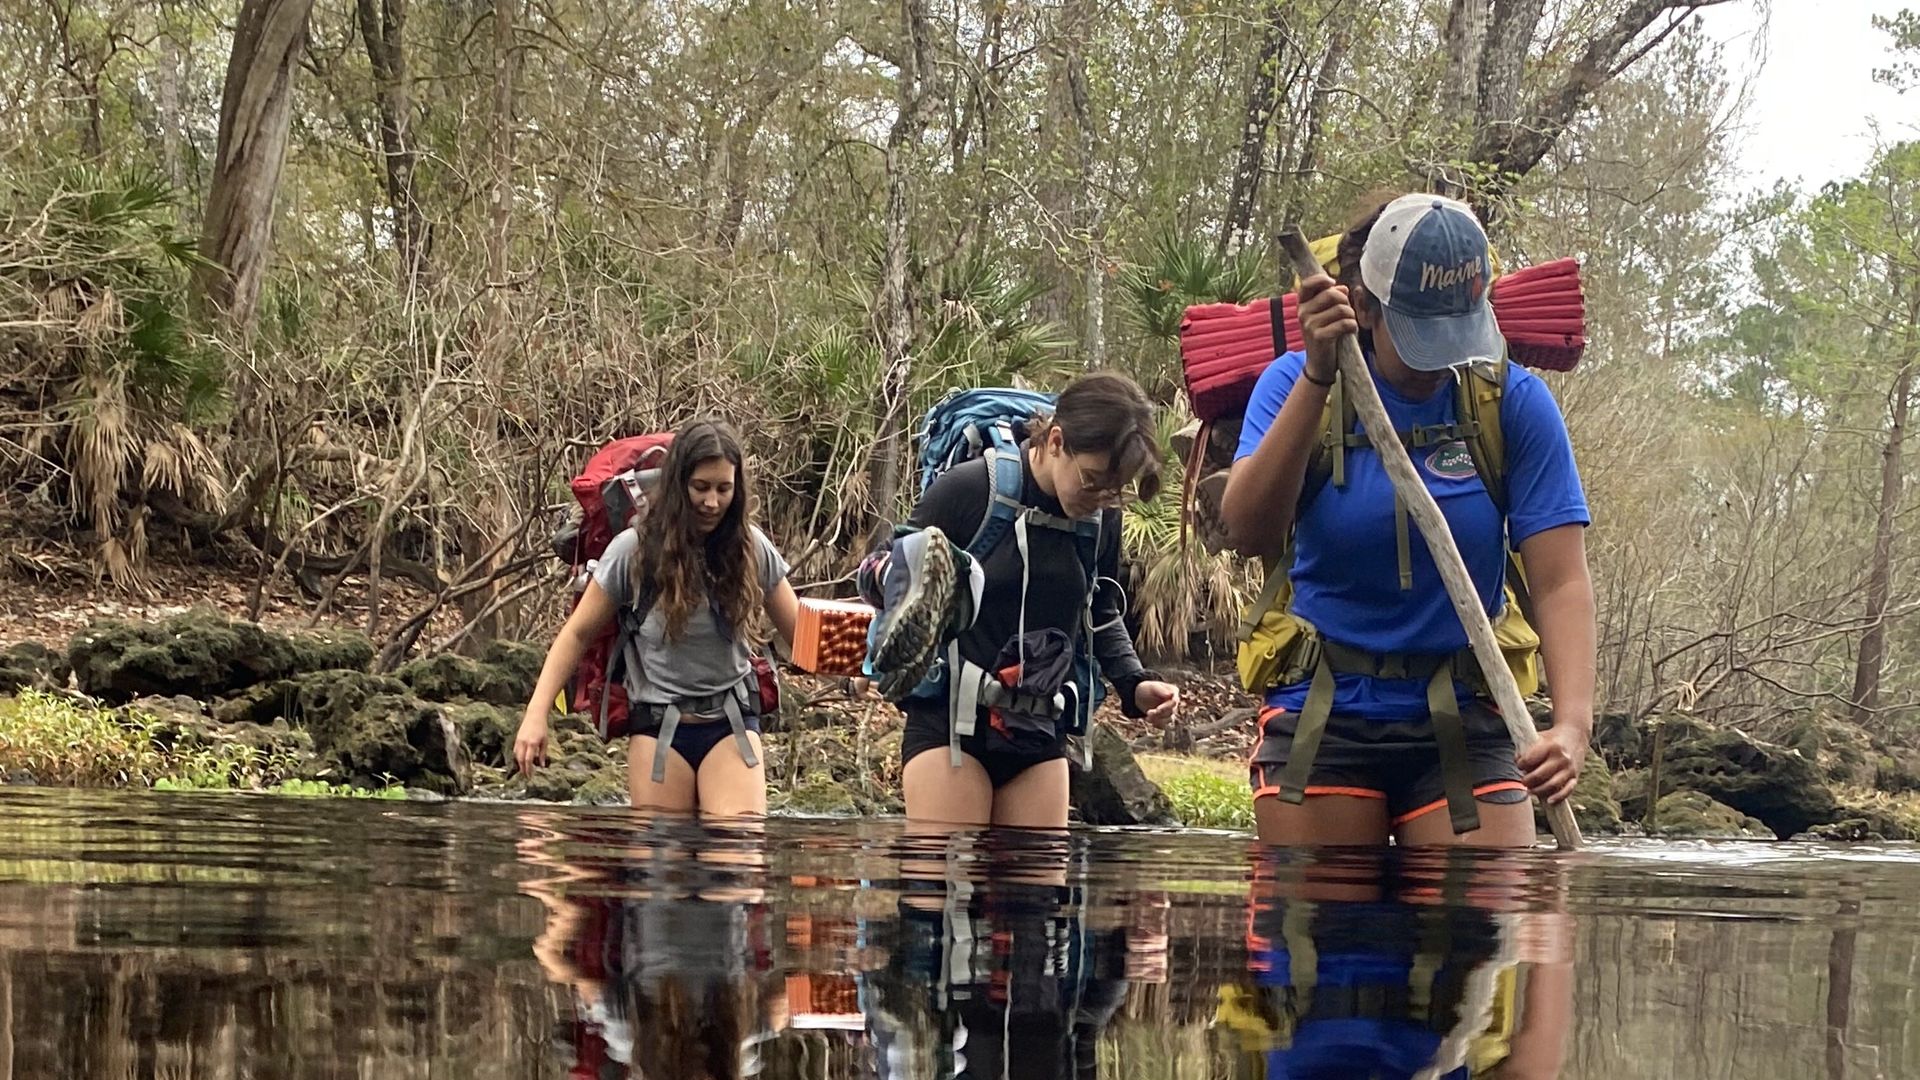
3, 606, 1917, 839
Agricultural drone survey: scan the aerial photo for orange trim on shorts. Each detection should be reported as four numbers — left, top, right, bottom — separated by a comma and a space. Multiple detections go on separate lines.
1249, 757, 1388, 803
1247, 706, 1285, 766
1390, 781, 1529, 827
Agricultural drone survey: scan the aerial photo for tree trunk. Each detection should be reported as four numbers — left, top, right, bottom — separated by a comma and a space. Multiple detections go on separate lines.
1475, 0, 1546, 144
1218, 2, 1289, 256
1850, 349, 1913, 724
713, 85, 784, 250
1031, 3, 1081, 331
158, 29, 189, 200
865, 0, 938, 544
356, 0, 429, 290
195, 0, 314, 330
1440, 0, 1488, 134
452, 0, 521, 649
1470, 0, 1723, 210
869, 136, 915, 542
1277, 22, 1351, 229
1063, 0, 1103, 366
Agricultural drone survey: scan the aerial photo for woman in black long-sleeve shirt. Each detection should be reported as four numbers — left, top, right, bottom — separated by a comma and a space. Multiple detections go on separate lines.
865, 372, 1181, 829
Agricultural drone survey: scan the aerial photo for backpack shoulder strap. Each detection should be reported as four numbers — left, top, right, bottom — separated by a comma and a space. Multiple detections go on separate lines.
1299, 369, 1351, 510
625, 572, 731, 642
967, 445, 1027, 559
1458, 359, 1509, 516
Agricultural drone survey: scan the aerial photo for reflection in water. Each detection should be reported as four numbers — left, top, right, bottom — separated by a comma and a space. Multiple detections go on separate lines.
1, 789, 1918, 1078
1221, 850, 1573, 1079
518, 813, 1574, 1079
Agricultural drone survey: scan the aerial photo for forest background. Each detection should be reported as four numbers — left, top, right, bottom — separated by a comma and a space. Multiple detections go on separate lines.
2, 0, 1918, 765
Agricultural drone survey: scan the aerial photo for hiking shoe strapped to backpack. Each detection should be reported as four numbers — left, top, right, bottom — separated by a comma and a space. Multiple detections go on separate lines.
864, 526, 983, 701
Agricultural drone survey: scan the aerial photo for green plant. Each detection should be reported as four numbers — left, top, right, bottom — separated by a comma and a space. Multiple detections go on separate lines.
1157, 769, 1255, 831
0, 690, 158, 785
266, 778, 408, 799
1138, 753, 1255, 831
4, 165, 229, 584
1121, 408, 1257, 659
1119, 232, 1266, 342
1, 690, 400, 798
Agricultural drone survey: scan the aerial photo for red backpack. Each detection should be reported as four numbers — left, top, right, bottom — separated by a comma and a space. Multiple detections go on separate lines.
554, 433, 780, 741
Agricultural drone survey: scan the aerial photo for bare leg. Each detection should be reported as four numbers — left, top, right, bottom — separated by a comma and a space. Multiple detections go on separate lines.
626, 735, 697, 812
1254, 793, 1392, 847
695, 730, 768, 819
903, 748, 995, 827
1393, 798, 1538, 849
990, 758, 1071, 830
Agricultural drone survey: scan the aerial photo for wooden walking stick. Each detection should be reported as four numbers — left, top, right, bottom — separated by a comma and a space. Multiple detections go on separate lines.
1277, 226, 1582, 851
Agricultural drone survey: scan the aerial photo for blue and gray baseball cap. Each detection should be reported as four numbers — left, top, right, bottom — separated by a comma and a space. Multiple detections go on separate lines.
1358, 194, 1505, 372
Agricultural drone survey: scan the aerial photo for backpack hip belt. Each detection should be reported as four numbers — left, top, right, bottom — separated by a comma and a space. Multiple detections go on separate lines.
627, 679, 760, 784
1273, 636, 1493, 836
606, 607, 762, 782
940, 636, 1073, 767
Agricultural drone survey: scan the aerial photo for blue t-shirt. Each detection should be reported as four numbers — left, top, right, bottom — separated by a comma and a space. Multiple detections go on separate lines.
1234, 351, 1589, 720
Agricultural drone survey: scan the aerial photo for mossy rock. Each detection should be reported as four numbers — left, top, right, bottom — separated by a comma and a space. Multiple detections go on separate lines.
0, 642, 70, 693
1796, 818, 1875, 842
777, 770, 861, 816
1876, 752, 1920, 795
69, 610, 373, 703
572, 768, 630, 806
1068, 722, 1176, 827
396, 640, 543, 707
444, 701, 521, 769
1614, 767, 1652, 821
1536, 751, 1624, 835
301, 691, 471, 795
1647, 791, 1769, 839
214, 670, 410, 728
1651, 722, 1839, 838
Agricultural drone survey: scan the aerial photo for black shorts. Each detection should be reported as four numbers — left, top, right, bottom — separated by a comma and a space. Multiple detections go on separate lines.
1248, 702, 1527, 826
900, 700, 1064, 789
629, 709, 762, 773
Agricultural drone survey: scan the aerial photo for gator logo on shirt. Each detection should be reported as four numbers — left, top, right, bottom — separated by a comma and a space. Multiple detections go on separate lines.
1425, 440, 1478, 480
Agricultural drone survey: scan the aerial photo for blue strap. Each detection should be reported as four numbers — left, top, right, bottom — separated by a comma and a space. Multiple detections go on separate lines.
967, 446, 1026, 560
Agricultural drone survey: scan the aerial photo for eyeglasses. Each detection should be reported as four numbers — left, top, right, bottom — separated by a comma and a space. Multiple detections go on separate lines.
1076, 465, 1138, 507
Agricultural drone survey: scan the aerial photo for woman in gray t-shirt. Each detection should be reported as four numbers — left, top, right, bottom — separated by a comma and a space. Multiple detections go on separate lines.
514, 420, 799, 815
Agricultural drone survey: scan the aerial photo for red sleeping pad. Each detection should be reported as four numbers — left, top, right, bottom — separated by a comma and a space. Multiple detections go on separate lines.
1178, 258, 1586, 421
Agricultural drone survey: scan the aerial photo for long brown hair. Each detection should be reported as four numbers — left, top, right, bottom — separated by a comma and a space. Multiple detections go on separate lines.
629, 419, 763, 641
1039, 370, 1164, 502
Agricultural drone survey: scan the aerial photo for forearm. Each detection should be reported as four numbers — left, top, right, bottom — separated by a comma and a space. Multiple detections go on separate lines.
1531, 572, 1595, 734
1221, 379, 1329, 556
1092, 618, 1159, 718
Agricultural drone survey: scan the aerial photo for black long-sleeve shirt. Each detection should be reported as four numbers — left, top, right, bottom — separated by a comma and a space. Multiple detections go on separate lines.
904, 446, 1157, 717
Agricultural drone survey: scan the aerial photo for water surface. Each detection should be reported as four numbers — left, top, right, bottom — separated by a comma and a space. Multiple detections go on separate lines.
1, 789, 1916, 1078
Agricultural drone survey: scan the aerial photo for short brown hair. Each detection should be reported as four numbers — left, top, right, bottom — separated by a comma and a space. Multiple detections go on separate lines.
1042, 370, 1163, 502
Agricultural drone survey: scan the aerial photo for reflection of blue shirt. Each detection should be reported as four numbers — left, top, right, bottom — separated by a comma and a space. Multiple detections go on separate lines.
1266, 1019, 1466, 1080
1235, 351, 1590, 719
1251, 937, 1470, 1080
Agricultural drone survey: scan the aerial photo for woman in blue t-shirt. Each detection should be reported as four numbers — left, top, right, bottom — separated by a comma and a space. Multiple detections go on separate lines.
1221, 193, 1596, 847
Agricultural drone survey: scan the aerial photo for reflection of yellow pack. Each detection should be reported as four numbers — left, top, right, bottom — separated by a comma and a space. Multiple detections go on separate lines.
1235, 358, 1540, 700
1208, 968, 1521, 1074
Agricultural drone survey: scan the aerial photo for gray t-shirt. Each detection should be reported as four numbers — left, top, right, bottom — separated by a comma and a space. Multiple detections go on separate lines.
592, 525, 788, 704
